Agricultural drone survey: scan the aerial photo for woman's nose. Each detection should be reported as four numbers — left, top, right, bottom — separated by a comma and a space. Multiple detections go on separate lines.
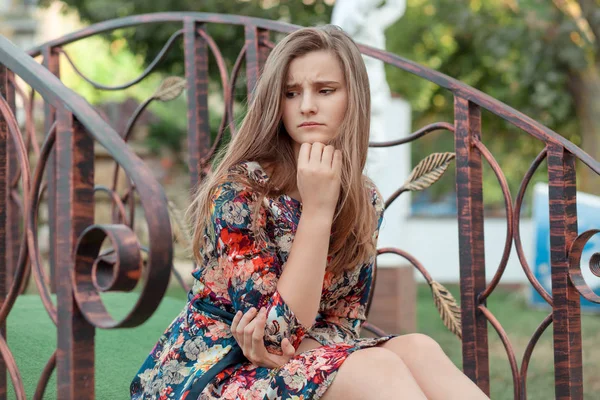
300, 93, 317, 115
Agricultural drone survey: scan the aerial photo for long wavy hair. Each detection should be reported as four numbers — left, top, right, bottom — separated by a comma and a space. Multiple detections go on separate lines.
189, 25, 377, 275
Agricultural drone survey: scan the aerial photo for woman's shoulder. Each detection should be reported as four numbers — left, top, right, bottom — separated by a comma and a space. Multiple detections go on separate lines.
363, 176, 384, 211
211, 160, 272, 206
363, 176, 385, 233
227, 160, 270, 185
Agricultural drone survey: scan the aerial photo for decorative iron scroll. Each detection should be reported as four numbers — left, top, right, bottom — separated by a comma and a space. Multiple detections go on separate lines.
0, 11, 595, 399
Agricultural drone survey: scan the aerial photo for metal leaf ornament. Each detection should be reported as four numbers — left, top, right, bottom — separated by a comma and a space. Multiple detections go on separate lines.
153, 76, 187, 102
430, 280, 462, 340
401, 152, 456, 192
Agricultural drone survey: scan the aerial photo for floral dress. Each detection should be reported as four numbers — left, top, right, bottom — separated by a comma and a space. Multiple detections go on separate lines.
130, 161, 397, 400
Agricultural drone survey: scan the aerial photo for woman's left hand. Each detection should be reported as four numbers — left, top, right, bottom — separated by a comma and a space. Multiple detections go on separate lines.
230, 307, 296, 368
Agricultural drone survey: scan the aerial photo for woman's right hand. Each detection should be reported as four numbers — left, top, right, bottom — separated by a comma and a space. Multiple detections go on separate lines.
231, 307, 296, 369
297, 142, 342, 214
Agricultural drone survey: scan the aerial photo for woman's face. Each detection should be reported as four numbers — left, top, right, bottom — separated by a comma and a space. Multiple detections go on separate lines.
282, 50, 348, 150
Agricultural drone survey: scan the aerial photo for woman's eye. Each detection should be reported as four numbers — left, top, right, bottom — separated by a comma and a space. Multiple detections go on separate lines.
285, 92, 298, 98
320, 89, 335, 94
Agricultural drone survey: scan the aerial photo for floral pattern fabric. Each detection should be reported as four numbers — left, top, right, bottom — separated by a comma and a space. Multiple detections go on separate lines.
131, 161, 396, 400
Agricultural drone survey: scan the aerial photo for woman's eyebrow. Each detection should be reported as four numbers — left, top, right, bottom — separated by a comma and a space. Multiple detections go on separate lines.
285, 80, 341, 88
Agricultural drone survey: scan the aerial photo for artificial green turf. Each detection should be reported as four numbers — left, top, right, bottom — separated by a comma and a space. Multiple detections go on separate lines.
7, 292, 186, 400
6, 285, 600, 399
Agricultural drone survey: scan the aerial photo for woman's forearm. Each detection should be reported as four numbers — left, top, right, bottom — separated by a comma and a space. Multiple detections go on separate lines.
276, 207, 333, 327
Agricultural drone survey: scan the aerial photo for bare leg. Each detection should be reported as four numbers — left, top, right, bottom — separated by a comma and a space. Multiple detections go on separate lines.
320, 347, 426, 400
380, 334, 489, 400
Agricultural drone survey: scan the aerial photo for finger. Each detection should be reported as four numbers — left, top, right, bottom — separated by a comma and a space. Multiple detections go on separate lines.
237, 307, 258, 332
321, 145, 335, 168
281, 338, 296, 357
332, 149, 342, 174
236, 307, 257, 347
298, 142, 311, 166
309, 142, 325, 164
251, 308, 268, 359
244, 317, 260, 353
231, 310, 242, 337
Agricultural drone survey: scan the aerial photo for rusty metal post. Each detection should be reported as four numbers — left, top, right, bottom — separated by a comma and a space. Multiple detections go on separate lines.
184, 19, 210, 189
55, 108, 95, 399
547, 143, 583, 399
244, 26, 270, 102
0, 64, 8, 400
43, 46, 60, 294
454, 97, 490, 394
5, 71, 20, 296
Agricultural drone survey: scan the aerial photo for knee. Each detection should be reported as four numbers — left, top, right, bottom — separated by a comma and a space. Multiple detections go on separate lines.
322, 348, 410, 400
403, 333, 443, 352
385, 333, 444, 359
344, 347, 405, 374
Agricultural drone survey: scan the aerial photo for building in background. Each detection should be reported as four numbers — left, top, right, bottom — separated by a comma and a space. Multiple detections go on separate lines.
0, 0, 38, 48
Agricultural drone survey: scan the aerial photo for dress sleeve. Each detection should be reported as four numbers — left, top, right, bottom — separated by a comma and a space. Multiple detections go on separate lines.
210, 181, 308, 353
307, 182, 385, 345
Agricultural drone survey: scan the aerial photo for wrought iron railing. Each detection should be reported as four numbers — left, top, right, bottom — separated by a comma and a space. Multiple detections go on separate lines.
0, 12, 596, 399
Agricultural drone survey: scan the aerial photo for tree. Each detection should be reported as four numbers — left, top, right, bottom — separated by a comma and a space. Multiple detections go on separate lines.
385, 0, 600, 200
41, 0, 600, 205
41, 0, 335, 78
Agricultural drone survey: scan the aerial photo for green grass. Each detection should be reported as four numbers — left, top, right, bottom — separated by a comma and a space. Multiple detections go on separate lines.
415, 284, 600, 399
6, 284, 600, 399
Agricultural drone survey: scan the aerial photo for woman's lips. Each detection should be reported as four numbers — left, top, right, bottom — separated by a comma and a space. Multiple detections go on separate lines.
299, 122, 324, 127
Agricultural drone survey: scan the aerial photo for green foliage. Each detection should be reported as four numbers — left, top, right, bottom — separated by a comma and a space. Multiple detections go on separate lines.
41, 0, 334, 76
43, 0, 600, 209
40, 0, 335, 172
385, 0, 597, 210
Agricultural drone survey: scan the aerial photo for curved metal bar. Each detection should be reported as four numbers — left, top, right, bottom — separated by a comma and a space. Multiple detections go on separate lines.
383, 187, 408, 210
27, 87, 40, 155
223, 43, 248, 139
478, 305, 520, 399
121, 97, 154, 142
111, 93, 150, 227
369, 122, 454, 148
474, 140, 514, 302
9, 191, 23, 227
260, 38, 276, 49
520, 313, 553, 399
120, 187, 137, 230
12, 77, 39, 158
110, 163, 137, 230
0, 95, 34, 325
56, 29, 184, 91
26, 13, 300, 56
362, 322, 388, 337
514, 147, 552, 305
196, 28, 231, 164
73, 224, 143, 328
0, 334, 25, 399
26, 13, 600, 178
0, 31, 175, 329
33, 351, 56, 400
94, 185, 129, 226
377, 247, 433, 283
11, 190, 30, 295
28, 124, 58, 324
568, 229, 600, 303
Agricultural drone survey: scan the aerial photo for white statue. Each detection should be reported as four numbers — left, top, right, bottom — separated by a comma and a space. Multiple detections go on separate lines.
332, 0, 406, 139
333, 0, 411, 267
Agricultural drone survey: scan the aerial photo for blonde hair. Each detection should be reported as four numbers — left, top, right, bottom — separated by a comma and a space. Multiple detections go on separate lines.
189, 25, 377, 274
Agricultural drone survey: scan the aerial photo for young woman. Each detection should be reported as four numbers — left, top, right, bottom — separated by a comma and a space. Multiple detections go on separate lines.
131, 25, 489, 400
